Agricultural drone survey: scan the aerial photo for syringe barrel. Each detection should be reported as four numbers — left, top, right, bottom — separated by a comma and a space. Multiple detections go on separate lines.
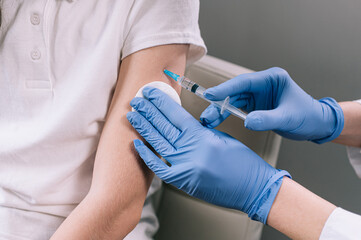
178, 76, 207, 99
177, 76, 248, 121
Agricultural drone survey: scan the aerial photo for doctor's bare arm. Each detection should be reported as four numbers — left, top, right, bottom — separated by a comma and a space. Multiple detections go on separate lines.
50, 44, 186, 239
267, 177, 336, 240
267, 102, 361, 239
333, 101, 361, 148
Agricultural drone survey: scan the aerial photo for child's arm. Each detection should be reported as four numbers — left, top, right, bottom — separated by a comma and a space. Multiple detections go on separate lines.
50, 44, 187, 239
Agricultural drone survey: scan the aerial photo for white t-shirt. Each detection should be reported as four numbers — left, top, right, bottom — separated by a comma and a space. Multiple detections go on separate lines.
0, 0, 206, 239
320, 99, 361, 239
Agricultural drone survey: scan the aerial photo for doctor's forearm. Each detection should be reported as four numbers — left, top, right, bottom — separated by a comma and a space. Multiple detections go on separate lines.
267, 177, 336, 240
332, 101, 361, 147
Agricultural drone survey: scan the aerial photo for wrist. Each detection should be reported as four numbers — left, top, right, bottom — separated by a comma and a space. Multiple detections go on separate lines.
247, 170, 291, 224
312, 97, 344, 144
332, 101, 361, 147
267, 178, 336, 239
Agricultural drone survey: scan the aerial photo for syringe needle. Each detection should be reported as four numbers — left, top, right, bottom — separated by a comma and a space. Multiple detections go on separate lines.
164, 69, 248, 121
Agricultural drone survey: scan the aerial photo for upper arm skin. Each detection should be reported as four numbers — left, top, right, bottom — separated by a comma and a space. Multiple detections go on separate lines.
51, 44, 187, 239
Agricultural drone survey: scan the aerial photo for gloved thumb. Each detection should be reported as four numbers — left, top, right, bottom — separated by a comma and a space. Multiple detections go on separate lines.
133, 139, 173, 182
200, 96, 249, 128
245, 109, 286, 131
200, 104, 230, 129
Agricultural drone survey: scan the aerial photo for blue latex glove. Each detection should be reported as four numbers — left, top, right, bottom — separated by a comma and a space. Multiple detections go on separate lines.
127, 87, 290, 224
201, 67, 344, 143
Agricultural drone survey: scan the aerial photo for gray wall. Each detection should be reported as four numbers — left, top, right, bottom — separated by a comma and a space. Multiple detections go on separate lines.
199, 1, 361, 239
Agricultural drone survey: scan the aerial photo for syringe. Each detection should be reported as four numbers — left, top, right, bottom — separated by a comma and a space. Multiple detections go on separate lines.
164, 69, 248, 121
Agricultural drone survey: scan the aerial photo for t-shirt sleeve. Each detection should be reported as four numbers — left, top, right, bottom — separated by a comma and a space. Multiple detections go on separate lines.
121, 0, 206, 65
346, 99, 361, 178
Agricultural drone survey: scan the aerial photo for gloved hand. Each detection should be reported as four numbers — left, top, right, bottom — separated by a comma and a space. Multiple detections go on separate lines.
127, 87, 290, 224
201, 67, 344, 143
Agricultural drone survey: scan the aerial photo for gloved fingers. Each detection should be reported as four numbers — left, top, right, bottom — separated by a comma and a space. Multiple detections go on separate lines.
127, 112, 176, 156
142, 87, 200, 131
244, 108, 287, 131
203, 68, 281, 101
133, 139, 175, 182
200, 104, 226, 128
130, 97, 181, 145
200, 96, 248, 128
